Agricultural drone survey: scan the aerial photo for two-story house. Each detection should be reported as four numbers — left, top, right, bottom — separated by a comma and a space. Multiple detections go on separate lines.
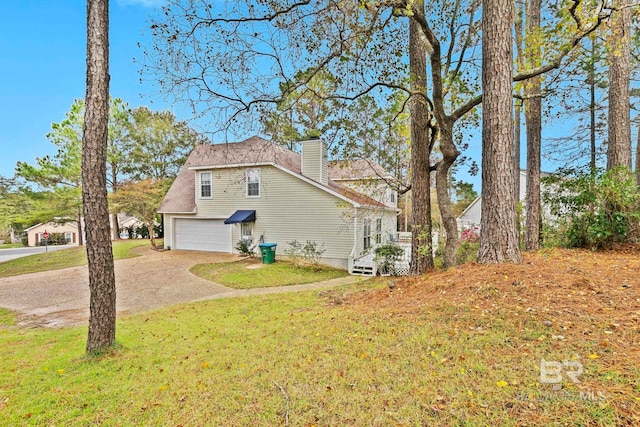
158, 136, 399, 271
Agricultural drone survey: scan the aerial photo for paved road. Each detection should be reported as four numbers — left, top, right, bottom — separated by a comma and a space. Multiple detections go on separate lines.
0, 247, 365, 327
0, 245, 76, 263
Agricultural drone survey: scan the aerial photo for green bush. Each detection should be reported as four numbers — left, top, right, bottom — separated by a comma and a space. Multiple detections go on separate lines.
38, 232, 68, 246
374, 243, 404, 275
286, 240, 326, 268
543, 166, 640, 249
235, 238, 254, 256
456, 240, 479, 264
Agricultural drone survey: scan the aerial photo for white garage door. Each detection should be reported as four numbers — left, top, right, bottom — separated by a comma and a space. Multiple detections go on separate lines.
174, 219, 231, 252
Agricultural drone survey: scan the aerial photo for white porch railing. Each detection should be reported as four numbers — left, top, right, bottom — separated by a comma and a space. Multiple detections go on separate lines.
349, 231, 439, 276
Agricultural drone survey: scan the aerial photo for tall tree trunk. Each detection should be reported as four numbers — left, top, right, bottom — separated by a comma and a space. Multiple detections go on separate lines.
147, 221, 156, 249
111, 213, 120, 240
514, 100, 522, 202
409, 2, 435, 275
478, 0, 522, 264
83, 0, 116, 353
636, 122, 640, 186
606, 1, 632, 170
514, 0, 524, 207
589, 35, 597, 180
524, 0, 542, 251
435, 122, 459, 267
77, 208, 84, 246
110, 166, 120, 241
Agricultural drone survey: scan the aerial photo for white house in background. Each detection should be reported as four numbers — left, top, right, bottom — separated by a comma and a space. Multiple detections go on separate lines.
117, 215, 145, 238
25, 220, 79, 246
25, 213, 143, 246
158, 136, 400, 271
457, 169, 551, 231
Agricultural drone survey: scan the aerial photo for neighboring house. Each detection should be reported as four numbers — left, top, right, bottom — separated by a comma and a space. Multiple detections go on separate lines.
117, 215, 145, 238
25, 213, 143, 246
158, 136, 400, 271
457, 169, 551, 231
25, 220, 79, 247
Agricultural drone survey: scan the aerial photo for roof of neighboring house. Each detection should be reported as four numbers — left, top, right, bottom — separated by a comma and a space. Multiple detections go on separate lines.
24, 219, 78, 232
158, 136, 391, 213
328, 159, 392, 180
457, 169, 554, 220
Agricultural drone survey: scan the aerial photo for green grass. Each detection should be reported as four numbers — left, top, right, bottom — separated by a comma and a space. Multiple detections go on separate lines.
190, 258, 349, 289
0, 282, 635, 426
0, 239, 154, 278
0, 243, 24, 249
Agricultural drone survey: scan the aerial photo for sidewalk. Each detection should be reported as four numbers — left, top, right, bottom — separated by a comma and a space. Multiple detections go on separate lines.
193, 274, 371, 302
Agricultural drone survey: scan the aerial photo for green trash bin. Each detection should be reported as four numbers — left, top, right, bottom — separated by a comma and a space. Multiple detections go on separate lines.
259, 243, 277, 264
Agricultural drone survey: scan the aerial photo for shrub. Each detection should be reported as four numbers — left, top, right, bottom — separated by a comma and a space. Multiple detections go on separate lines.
460, 226, 480, 243
286, 240, 326, 268
235, 238, 254, 256
374, 243, 404, 275
38, 232, 68, 246
543, 166, 640, 249
457, 240, 479, 264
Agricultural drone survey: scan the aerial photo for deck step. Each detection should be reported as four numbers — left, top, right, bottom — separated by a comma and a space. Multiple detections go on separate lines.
351, 262, 376, 276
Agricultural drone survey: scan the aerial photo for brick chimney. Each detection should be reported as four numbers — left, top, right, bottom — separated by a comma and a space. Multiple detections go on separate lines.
300, 137, 328, 185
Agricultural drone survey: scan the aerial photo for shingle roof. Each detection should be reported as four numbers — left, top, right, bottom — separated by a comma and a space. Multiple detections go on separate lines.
158, 136, 389, 213
328, 159, 392, 180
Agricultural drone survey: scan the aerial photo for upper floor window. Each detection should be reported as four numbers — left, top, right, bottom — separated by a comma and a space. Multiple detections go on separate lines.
246, 169, 260, 197
200, 172, 212, 198
390, 191, 396, 204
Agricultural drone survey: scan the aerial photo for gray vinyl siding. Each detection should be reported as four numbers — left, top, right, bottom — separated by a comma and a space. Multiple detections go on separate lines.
190, 166, 355, 262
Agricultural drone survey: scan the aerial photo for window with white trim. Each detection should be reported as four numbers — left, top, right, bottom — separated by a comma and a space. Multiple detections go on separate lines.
241, 222, 253, 239
200, 172, 212, 198
363, 218, 372, 250
375, 218, 382, 244
390, 191, 396, 204
246, 169, 260, 197
65, 232, 72, 243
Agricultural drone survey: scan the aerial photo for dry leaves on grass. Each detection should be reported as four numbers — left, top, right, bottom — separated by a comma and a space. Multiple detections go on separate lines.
348, 244, 640, 424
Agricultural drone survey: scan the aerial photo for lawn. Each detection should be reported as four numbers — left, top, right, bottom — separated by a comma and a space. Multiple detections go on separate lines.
0, 247, 638, 426
0, 243, 23, 249
0, 239, 155, 278
190, 258, 349, 289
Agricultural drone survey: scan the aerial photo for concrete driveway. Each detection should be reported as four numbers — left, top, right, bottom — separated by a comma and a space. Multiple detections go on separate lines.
0, 247, 238, 327
0, 247, 365, 328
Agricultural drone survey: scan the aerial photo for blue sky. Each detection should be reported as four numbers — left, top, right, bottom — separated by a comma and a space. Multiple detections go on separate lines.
0, 0, 171, 179
0, 0, 487, 191
1, 1, 594, 194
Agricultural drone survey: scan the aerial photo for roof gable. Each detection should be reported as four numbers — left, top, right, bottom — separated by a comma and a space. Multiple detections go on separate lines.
159, 136, 393, 213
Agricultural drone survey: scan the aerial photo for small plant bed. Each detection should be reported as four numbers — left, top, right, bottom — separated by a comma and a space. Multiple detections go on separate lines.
190, 258, 348, 289
0, 239, 152, 278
